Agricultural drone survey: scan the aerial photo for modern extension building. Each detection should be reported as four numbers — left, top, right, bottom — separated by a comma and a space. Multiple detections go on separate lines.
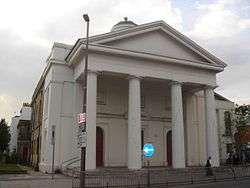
9, 115, 20, 153
31, 19, 234, 173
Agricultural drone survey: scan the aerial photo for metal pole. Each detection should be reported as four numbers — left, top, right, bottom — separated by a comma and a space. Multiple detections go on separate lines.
147, 160, 150, 187
52, 139, 55, 179
80, 14, 89, 188
51, 125, 55, 180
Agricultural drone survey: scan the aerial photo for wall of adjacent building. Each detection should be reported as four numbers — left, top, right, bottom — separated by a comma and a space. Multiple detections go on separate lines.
9, 116, 20, 153
20, 106, 32, 121
215, 99, 235, 163
39, 43, 75, 173
31, 80, 44, 169
16, 105, 32, 164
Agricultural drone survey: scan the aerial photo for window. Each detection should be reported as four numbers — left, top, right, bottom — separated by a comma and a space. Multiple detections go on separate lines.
44, 87, 49, 118
224, 111, 232, 136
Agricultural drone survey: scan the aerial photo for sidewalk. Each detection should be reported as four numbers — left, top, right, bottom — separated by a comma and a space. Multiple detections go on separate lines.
0, 166, 72, 188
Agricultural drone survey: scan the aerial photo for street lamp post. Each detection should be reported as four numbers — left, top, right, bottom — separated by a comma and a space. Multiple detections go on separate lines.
80, 13, 90, 188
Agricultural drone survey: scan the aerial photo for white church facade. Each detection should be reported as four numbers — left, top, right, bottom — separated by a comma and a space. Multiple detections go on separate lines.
37, 20, 231, 173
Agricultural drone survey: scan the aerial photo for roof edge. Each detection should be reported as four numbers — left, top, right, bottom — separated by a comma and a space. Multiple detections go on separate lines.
66, 20, 227, 68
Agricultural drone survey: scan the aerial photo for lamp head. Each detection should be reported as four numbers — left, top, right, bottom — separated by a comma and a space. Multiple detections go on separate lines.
83, 14, 89, 22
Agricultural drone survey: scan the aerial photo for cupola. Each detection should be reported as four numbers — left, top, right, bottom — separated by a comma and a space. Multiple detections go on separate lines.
111, 17, 137, 32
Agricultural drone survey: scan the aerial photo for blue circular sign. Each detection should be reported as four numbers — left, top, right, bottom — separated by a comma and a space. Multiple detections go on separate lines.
143, 143, 155, 157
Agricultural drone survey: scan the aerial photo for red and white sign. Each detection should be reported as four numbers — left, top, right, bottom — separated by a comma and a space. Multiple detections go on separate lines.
77, 113, 86, 124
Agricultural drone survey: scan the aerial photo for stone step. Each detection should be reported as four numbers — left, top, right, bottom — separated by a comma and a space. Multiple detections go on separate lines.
63, 165, 234, 177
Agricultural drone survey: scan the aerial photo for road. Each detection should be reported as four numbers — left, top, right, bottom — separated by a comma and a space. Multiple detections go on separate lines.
1, 173, 250, 188
177, 178, 250, 188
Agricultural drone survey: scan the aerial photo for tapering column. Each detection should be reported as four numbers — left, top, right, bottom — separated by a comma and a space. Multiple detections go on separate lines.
204, 86, 220, 167
171, 81, 185, 168
86, 70, 98, 170
127, 75, 142, 170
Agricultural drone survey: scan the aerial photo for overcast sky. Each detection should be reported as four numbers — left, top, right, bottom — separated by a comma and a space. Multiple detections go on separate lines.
0, 0, 250, 124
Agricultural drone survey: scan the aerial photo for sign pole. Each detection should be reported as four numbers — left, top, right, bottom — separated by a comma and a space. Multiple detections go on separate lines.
80, 14, 89, 188
143, 143, 154, 188
147, 160, 150, 187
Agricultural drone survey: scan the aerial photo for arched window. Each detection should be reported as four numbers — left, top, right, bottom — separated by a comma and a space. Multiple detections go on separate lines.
224, 111, 232, 136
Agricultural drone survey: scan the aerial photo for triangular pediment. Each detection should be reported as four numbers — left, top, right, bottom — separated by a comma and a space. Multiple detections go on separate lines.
101, 29, 208, 63
67, 21, 226, 68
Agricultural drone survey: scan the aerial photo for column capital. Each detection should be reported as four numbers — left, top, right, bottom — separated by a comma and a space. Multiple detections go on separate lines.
203, 85, 218, 90
87, 69, 100, 75
169, 80, 183, 86
127, 75, 142, 80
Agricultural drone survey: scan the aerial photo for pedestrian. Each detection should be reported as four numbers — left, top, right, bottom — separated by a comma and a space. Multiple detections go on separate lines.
205, 156, 213, 176
233, 153, 237, 165
226, 152, 232, 165
242, 151, 247, 167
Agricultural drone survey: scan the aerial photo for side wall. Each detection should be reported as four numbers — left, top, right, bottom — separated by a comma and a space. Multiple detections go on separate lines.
39, 62, 75, 173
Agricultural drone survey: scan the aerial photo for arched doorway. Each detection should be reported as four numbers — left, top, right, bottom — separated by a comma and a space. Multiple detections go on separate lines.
166, 131, 172, 166
96, 127, 104, 167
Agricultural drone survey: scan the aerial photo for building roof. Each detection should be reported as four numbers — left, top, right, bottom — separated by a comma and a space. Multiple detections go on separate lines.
214, 92, 233, 102
31, 42, 72, 104
66, 20, 227, 69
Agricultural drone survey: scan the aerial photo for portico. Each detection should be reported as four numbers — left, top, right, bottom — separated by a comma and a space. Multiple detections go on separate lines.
81, 69, 220, 170
39, 19, 226, 173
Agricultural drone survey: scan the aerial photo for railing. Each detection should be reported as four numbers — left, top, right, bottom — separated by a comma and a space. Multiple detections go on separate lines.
71, 165, 250, 188
62, 157, 80, 167
61, 157, 80, 176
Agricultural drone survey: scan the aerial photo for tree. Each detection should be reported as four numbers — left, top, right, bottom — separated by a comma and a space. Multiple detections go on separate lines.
234, 104, 250, 127
233, 105, 250, 147
0, 119, 11, 154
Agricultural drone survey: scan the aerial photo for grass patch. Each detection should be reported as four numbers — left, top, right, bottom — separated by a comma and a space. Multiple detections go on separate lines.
0, 163, 27, 174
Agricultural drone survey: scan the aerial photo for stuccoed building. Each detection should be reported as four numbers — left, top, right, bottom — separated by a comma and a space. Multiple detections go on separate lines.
30, 77, 44, 170
34, 19, 232, 173
215, 94, 235, 163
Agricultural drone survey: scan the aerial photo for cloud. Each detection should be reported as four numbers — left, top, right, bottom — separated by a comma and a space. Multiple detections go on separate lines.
0, 29, 48, 123
0, 0, 183, 123
38, 0, 183, 44
0, 0, 183, 45
206, 36, 250, 105
111, 0, 183, 30
185, 0, 250, 105
188, 0, 250, 39
0, 0, 249, 125
0, 94, 20, 124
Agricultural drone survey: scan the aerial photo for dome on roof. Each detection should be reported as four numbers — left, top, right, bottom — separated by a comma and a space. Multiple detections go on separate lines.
111, 17, 137, 32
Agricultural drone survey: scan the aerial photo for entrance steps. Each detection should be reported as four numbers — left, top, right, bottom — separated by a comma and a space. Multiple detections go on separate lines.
63, 165, 233, 177
68, 165, 250, 187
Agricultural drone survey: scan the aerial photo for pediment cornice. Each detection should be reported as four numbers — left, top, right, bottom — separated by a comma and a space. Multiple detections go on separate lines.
66, 20, 227, 69
68, 43, 224, 72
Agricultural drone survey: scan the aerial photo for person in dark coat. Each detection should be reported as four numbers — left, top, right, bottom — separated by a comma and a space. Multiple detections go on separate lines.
205, 156, 213, 176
